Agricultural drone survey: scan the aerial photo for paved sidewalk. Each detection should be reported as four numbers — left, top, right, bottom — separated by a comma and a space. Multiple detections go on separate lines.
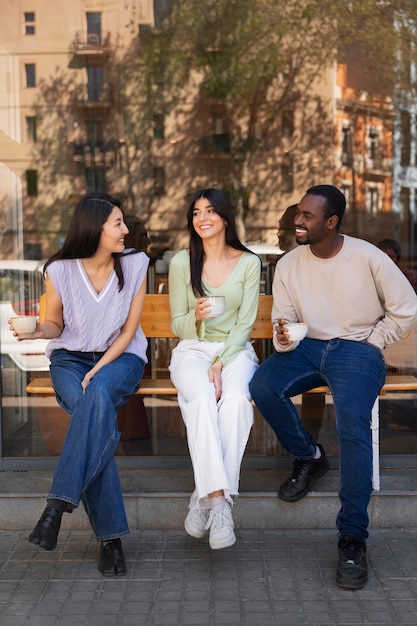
1, 528, 417, 625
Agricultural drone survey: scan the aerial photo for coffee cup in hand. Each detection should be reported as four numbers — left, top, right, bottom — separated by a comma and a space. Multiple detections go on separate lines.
206, 296, 225, 318
283, 322, 308, 342
10, 316, 37, 339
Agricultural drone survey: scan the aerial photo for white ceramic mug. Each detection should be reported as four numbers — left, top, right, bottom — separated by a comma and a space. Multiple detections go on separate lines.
206, 296, 225, 318
11, 316, 37, 339
283, 322, 308, 342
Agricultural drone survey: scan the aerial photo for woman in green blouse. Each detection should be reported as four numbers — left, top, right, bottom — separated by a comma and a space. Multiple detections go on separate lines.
169, 188, 261, 550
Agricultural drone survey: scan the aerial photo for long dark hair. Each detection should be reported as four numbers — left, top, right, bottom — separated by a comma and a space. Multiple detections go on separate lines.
187, 188, 254, 297
44, 192, 132, 290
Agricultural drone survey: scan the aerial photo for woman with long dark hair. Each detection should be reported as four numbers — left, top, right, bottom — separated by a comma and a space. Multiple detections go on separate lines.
169, 188, 261, 549
10, 192, 149, 576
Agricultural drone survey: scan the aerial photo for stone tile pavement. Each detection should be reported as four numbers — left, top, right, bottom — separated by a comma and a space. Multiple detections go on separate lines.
1, 528, 417, 625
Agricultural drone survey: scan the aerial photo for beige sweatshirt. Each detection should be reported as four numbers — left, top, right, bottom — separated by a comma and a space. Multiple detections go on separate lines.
272, 235, 417, 352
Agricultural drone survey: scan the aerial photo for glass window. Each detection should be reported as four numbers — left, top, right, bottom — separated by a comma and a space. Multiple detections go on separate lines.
368, 126, 381, 166
153, 166, 165, 195
400, 111, 411, 166
366, 184, 380, 214
1, 1, 417, 466
87, 66, 103, 101
24, 12, 35, 35
85, 168, 105, 192
281, 156, 294, 192
26, 116, 37, 142
341, 125, 353, 167
86, 12, 101, 44
26, 170, 38, 196
153, 113, 165, 139
282, 109, 294, 139
25, 63, 36, 87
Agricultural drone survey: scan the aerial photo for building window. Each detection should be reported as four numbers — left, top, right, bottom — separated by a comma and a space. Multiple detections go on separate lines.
341, 124, 353, 167
281, 155, 294, 192
26, 116, 37, 142
87, 66, 103, 101
367, 126, 381, 168
86, 121, 104, 151
26, 170, 38, 196
281, 109, 294, 139
153, 166, 165, 195
400, 186, 410, 215
153, 113, 165, 139
211, 107, 227, 135
366, 185, 379, 215
86, 168, 106, 192
400, 111, 411, 167
25, 64, 36, 87
340, 184, 352, 210
86, 12, 101, 45
23, 12, 35, 35
154, 0, 172, 27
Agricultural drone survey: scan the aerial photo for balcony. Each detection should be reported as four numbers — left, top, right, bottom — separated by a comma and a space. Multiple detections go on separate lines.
71, 141, 116, 168
72, 86, 113, 115
68, 31, 111, 68
364, 156, 393, 177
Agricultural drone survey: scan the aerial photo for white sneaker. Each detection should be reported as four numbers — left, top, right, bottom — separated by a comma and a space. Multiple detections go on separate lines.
206, 504, 236, 550
184, 497, 209, 539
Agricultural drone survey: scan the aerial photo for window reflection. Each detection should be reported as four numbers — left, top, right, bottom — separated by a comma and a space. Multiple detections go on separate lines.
0, 1, 417, 463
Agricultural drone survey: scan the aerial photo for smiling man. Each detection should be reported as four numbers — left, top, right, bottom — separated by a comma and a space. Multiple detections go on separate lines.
249, 184, 417, 589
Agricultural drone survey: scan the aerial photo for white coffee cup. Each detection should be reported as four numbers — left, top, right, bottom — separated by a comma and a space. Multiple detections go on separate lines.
11, 316, 37, 339
206, 296, 225, 318
283, 322, 308, 342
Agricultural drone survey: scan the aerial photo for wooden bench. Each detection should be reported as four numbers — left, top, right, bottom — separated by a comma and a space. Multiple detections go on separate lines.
26, 293, 417, 490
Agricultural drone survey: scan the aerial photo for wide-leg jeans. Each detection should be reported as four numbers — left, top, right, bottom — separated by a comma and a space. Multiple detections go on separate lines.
49, 349, 144, 541
249, 338, 386, 539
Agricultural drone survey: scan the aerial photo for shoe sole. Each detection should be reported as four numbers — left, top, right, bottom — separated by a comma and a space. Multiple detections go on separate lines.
209, 534, 236, 550
184, 521, 207, 539
28, 535, 57, 551
336, 573, 367, 589
278, 462, 330, 503
99, 566, 127, 577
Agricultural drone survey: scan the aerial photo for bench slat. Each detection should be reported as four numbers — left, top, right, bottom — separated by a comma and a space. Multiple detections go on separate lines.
26, 375, 417, 396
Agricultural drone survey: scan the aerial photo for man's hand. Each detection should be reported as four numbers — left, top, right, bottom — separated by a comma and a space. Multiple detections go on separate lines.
275, 319, 292, 345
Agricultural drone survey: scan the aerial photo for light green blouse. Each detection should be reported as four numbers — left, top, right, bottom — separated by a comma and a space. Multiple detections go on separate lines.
168, 249, 261, 368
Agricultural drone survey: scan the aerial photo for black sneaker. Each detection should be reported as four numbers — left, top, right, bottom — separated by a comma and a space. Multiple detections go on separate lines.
336, 535, 367, 589
278, 444, 330, 502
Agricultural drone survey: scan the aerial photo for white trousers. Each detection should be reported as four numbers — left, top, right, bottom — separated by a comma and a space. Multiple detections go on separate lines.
169, 340, 258, 503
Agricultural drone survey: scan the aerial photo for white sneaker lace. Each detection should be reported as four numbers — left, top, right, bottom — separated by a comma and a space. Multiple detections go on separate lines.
204, 505, 233, 532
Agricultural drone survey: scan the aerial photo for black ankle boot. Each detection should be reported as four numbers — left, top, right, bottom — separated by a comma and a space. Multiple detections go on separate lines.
29, 504, 64, 551
99, 538, 127, 577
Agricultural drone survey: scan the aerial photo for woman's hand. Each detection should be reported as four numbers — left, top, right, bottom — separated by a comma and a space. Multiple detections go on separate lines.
81, 370, 94, 392
208, 359, 223, 401
195, 297, 212, 322
275, 319, 292, 346
8, 319, 42, 341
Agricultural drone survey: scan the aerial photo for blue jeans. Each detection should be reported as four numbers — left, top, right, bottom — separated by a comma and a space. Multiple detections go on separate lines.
249, 338, 386, 539
49, 349, 144, 541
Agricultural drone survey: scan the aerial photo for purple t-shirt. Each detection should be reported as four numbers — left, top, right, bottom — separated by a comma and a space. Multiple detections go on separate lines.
45, 251, 149, 362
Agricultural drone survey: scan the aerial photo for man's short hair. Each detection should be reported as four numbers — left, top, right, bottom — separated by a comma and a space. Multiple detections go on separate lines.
306, 184, 346, 230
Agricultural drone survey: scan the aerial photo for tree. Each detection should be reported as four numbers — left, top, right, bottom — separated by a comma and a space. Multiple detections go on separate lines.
125, 0, 417, 241
25, 1, 417, 254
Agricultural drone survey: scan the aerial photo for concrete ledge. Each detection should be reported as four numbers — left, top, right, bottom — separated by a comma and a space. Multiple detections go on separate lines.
1, 468, 417, 530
